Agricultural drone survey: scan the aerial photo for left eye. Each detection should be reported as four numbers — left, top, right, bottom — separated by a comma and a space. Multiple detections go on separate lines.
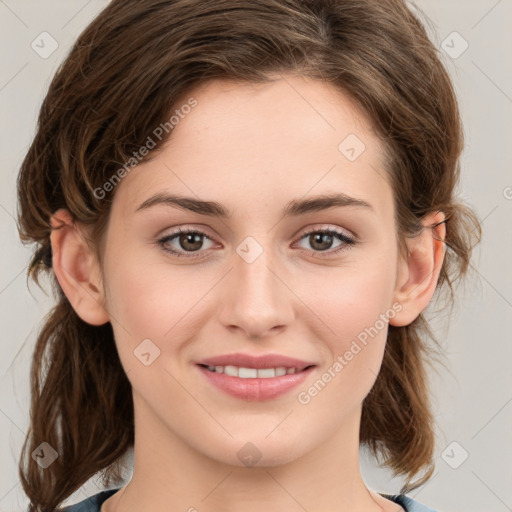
294, 228, 355, 255
157, 227, 355, 259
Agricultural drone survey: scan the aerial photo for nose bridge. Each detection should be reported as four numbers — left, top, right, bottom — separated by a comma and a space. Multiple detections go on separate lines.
236, 234, 283, 306
220, 234, 294, 336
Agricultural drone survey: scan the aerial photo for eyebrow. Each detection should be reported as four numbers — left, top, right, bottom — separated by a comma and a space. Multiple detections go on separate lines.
135, 192, 374, 217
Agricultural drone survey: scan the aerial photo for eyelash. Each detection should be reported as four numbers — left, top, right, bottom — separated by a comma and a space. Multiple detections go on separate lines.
156, 226, 356, 260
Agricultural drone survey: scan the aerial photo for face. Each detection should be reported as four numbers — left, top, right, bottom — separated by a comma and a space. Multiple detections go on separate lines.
97, 75, 403, 467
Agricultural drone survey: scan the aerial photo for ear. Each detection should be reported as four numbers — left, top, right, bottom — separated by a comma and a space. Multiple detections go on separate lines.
49, 208, 110, 326
390, 211, 447, 327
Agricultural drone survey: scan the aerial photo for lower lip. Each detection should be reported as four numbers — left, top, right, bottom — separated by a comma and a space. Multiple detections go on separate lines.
197, 365, 315, 401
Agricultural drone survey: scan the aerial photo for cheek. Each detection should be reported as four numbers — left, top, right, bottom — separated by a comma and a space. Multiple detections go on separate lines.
108, 268, 174, 335
102, 258, 214, 406
102, 249, 208, 366
293, 253, 397, 400
301, 250, 397, 343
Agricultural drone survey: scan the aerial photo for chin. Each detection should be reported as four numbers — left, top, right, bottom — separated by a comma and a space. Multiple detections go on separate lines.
212, 437, 305, 469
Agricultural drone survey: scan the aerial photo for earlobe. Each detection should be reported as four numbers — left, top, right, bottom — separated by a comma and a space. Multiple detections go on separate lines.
49, 208, 110, 326
389, 211, 446, 327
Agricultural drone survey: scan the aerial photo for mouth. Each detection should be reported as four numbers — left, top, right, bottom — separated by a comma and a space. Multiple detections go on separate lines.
196, 352, 316, 372
195, 353, 317, 401
197, 363, 315, 378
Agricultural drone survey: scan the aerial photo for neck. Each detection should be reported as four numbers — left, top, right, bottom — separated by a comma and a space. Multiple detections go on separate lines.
102, 394, 397, 512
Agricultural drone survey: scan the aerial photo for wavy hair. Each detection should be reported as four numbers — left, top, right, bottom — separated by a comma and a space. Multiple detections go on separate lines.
16, 0, 481, 510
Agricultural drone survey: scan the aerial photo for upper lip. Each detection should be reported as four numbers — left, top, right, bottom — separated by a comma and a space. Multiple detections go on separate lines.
197, 353, 316, 371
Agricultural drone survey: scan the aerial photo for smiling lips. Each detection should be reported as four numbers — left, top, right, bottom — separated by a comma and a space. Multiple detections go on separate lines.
196, 353, 317, 401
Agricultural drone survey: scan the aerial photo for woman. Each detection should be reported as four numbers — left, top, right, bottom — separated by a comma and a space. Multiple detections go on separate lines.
16, 1, 481, 511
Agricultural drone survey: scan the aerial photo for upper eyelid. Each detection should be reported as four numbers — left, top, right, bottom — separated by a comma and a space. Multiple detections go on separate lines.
300, 225, 354, 239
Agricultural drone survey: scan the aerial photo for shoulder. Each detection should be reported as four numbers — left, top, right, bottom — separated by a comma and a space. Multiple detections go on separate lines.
382, 493, 439, 512
58, 489, 121, 512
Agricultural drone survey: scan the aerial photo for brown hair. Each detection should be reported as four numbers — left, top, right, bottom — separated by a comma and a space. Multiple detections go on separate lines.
16, 0, 481, 510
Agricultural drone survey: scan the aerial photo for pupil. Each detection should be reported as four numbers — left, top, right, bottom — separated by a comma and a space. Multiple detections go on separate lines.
181, 233, 203, 251
311, 233, 332, 251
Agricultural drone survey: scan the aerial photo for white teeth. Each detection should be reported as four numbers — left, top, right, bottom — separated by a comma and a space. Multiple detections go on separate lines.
224, 365, 239, 377
204, 365, 302, 378
239, 367, 258, 378
257, 368, 276, 378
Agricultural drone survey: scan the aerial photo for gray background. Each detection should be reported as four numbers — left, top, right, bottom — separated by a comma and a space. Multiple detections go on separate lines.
1, 1, 511, 511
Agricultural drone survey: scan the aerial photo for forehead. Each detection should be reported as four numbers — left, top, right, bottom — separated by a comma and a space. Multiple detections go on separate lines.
112, 75, 393, 221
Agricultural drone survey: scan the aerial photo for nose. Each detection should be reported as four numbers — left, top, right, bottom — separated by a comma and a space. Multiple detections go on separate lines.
217, 237, 295, 340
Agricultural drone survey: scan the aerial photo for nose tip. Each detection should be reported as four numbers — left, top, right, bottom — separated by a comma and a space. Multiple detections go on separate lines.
219, 249, 295, 339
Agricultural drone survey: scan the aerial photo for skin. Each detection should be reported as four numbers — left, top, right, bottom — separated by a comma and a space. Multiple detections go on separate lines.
50, 75, 446, 512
